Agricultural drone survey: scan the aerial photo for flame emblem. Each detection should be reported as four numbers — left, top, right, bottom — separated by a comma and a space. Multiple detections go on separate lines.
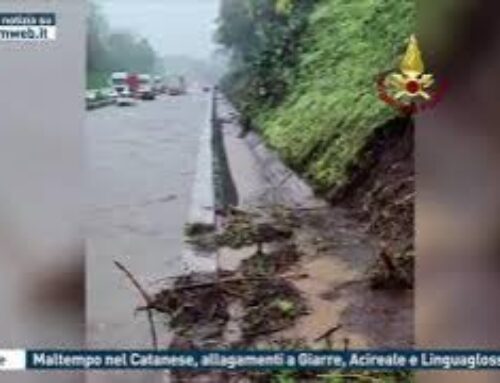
377, 35, 446, 115
388, 35, 434, 100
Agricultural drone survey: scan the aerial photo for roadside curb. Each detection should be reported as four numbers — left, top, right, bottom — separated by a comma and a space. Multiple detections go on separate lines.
217, 95, 323, 209
86, 99, 115, 110
182, 90, 217, 274
245, 130, 320, 207
181, 90, 322, 275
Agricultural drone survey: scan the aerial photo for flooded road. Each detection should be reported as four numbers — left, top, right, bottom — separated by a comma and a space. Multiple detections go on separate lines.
86, 92, 209, 355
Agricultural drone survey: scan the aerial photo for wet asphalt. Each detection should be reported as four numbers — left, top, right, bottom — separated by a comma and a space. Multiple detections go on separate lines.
85, 91, 210, 382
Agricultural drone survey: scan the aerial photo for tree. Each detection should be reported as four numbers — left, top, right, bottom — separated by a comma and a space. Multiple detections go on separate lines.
87, 1, 161, 79
87, 2, 109, 72
217, 0, 315, 109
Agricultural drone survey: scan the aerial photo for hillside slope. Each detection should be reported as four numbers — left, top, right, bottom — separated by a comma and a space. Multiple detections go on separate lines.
257, 0, 415, 192
218, 0, 416, 266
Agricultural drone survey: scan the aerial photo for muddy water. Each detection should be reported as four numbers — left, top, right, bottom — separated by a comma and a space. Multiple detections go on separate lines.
277, 208, 414, 348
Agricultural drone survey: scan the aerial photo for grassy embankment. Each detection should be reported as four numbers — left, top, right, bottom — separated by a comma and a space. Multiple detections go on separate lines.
87, 71, 109, 90
255, 0, 415, 192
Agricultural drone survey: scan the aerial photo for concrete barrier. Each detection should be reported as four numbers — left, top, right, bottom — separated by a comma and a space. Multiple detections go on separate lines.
86, 98, 115, 110
245, 130, 318, 207
182, 90, 217, 274
216, 94, 323, 209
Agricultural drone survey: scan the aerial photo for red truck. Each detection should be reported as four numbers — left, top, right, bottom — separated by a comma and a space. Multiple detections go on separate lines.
125, 73, 140, 97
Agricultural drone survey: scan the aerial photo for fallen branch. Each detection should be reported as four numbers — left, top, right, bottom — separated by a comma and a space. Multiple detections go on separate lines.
377, 247, 412, 289
168, 272, 309, 292
114, 261, 152, 304
378, 248, 398, 275
243, 324, 291, 338
137, 272, 309, 313
114, 261, 158, 350
314, 324, 342, 343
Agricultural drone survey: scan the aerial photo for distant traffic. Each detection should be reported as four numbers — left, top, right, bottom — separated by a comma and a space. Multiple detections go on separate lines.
86, 72, 190, 109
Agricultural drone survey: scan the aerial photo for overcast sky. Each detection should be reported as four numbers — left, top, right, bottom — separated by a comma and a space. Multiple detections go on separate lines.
99, 0, 221, 61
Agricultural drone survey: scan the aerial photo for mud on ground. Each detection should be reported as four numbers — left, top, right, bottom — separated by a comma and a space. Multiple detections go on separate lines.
329, 117, 414, 289
151, 201, 413, 382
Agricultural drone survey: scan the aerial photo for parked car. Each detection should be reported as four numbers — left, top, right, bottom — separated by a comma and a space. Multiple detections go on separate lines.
116, 89, 135, 106
94, 89, 108, 102
102, 88, 118, 102
86, 89, 97, 102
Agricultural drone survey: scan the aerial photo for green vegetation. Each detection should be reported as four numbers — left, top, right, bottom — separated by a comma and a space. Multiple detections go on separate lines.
87, 71, 109, 89
218, 0, 415, 191
218, 0, 315, 111
87, 2, 163, 89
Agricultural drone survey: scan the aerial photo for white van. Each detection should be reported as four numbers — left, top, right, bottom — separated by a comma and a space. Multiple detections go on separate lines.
137, 74, 156, 100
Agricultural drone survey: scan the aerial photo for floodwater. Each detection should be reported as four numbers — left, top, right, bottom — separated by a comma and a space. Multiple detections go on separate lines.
85, 91, 210, 382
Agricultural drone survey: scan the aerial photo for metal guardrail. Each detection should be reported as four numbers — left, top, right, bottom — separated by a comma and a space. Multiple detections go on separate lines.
86, 98, 116, 111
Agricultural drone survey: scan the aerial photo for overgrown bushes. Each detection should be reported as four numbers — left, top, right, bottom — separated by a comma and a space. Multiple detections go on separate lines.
218, 0, 416, 192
